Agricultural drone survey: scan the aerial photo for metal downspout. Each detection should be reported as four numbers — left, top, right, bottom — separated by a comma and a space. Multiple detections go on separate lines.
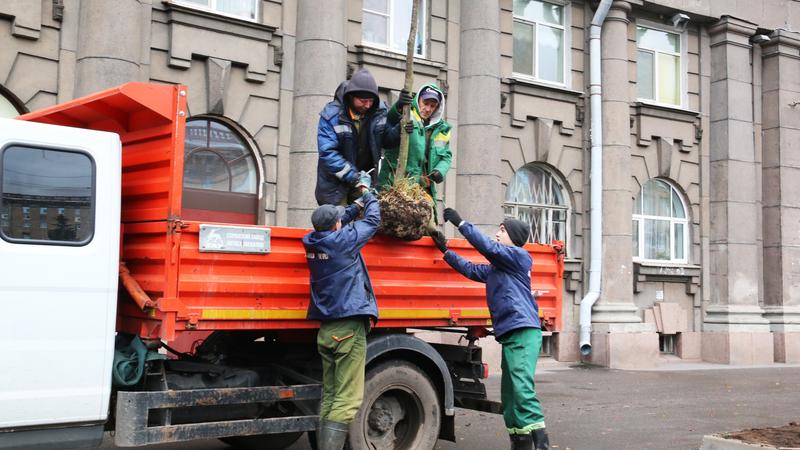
579, 0, 613, 356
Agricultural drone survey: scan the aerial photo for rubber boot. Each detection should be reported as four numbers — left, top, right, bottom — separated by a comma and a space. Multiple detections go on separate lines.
510, 433, 533, 450
317, 419, 349, 450
533, 428, 550, 450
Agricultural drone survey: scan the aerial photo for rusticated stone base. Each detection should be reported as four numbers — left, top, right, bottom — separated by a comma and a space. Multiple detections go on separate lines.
701, 332, 774, 364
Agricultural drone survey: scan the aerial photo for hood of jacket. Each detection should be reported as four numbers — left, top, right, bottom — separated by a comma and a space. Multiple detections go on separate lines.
343, 68, 380, 115
333, 80, 348, 104
412, 83, 445, 128
304, 229, 335, 248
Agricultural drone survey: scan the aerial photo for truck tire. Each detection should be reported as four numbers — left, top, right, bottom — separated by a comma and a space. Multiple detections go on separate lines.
220, 432, 302, 450
348, 360, 441, 450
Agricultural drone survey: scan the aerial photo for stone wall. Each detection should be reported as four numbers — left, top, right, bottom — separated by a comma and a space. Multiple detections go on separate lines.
499, 0, 587, 335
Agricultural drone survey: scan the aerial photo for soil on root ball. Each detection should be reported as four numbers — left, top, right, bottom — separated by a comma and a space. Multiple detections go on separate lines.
377, 179, 433, 241
722, 422, 800, 448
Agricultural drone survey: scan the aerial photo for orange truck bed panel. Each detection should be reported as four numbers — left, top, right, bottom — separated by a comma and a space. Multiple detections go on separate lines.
20, 83, 563, 340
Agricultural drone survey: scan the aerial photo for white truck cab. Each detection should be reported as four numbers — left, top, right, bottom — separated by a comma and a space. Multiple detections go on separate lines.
0, 118, 121, 449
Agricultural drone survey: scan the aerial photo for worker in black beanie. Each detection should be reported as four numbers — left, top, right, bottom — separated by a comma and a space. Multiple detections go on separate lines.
501, 218, 530, 248
429, 208, 549, 450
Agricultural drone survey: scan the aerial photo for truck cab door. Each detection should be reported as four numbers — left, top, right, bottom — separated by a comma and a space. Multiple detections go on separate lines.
0, 118, 121, 432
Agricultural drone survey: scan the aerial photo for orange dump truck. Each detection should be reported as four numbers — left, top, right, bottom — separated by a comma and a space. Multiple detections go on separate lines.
0, 83, 563, 450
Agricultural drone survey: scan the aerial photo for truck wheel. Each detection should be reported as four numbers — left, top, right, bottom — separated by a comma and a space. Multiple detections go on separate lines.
348, 361, 441, 450
220, 432, 302, 450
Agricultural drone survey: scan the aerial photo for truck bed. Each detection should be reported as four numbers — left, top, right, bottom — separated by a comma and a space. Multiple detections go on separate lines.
19, 83, 563, 342
117, 220, 563, 340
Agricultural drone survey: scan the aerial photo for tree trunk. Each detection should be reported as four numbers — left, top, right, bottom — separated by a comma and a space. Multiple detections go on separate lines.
394, 0, 420, 183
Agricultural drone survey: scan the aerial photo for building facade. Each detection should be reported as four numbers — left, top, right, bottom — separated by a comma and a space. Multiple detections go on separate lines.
1, 0, 799, 367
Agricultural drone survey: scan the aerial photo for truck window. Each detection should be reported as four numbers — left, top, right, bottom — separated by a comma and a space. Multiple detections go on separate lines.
0, 145, 95, 245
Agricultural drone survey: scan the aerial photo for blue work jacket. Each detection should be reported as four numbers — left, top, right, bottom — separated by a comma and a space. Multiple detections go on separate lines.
443, 222, 540, 338
303, 192, 380, 321
315, 99, 399, 206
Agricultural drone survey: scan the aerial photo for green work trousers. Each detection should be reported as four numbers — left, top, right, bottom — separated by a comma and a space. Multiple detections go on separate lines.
498, 327, 545, 435
317, 318, 367, 424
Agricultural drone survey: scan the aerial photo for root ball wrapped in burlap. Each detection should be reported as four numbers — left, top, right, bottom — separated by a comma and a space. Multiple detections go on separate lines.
378, 178, 433, 241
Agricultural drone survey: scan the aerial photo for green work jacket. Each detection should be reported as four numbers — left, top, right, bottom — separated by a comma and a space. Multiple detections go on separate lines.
378, 83, 452, 206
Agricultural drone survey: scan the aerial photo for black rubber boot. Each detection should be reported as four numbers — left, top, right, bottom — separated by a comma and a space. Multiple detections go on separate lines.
317, 419, 349, 450
510, 433, 534, 450
533, 428, 550, 450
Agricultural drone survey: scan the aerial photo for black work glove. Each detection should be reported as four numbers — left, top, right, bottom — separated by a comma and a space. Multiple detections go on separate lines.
443, 208, 462, 227
430, 230, 448, 253
397, 89, 412, 108
404, 121, 414, 134
429, 170, 443, 183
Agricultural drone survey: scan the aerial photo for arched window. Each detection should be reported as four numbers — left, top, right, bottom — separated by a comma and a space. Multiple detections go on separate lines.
632, 179, 688, 262
0, 86, 25, 118
503, 163, 570, 249
182, 117, 260, 224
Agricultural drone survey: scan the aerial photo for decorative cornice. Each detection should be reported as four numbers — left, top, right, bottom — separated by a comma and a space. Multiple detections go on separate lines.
632, 102, 700, 154
761, 29, 800, 60
158, 1, 275, 82
634, 262, 701, 295
348, 45, 445, 78
707, 15, 758, 38
505, 79, 581, 135
505, 78, 584, 104
163, 2, 276, 41
633, 102, 699, 123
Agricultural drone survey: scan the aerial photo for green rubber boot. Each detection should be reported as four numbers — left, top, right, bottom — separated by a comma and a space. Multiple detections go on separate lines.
317, 419, 349, 450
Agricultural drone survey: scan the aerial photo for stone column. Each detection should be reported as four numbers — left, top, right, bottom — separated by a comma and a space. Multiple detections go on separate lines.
760, 30, 800, 363
456, 0, 502, 231
286, 0, 347, 226
75, 0, 143, 97
586, 1, 657, 368
704, 16, 773, 364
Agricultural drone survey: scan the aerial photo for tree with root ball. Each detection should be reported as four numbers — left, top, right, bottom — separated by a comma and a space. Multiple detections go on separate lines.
377, 0, 434, 241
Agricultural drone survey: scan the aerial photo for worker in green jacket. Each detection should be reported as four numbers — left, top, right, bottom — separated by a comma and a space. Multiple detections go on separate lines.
378, 83, 452, 227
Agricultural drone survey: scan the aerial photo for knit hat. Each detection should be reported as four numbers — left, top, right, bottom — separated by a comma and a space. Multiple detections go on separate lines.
344, 68, 380, 104
311, 205, 346, 231
501, 218, 530, 247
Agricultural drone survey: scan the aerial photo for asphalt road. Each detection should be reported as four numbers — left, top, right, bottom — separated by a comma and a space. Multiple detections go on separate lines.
96, 359, 800, 450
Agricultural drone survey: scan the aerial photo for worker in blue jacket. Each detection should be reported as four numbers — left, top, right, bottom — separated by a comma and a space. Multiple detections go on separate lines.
430, 209, 549, 450
315, 68, 402, 206
304, 172, 379, 450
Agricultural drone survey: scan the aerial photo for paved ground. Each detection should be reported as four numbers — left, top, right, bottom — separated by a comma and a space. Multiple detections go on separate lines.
96, 358, 800, 450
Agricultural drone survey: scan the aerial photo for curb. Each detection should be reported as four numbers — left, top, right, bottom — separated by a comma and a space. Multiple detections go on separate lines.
700, 434, 798, 450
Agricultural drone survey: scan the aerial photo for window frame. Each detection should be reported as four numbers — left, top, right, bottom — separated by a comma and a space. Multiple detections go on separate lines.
182, 115, 265, 224
0, 84, 27, 118
511, 0, 571, 88
503, 163, 572, 255
171, 0, 260, 22
0, 144, 97, 247
362, 0, 428, 59
182, 115, 263, 196
635, 20, 689, 109
632, 179, 689, 264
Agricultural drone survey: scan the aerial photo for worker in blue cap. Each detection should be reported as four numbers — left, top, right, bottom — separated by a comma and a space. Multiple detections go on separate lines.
303, 172, 379, 450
